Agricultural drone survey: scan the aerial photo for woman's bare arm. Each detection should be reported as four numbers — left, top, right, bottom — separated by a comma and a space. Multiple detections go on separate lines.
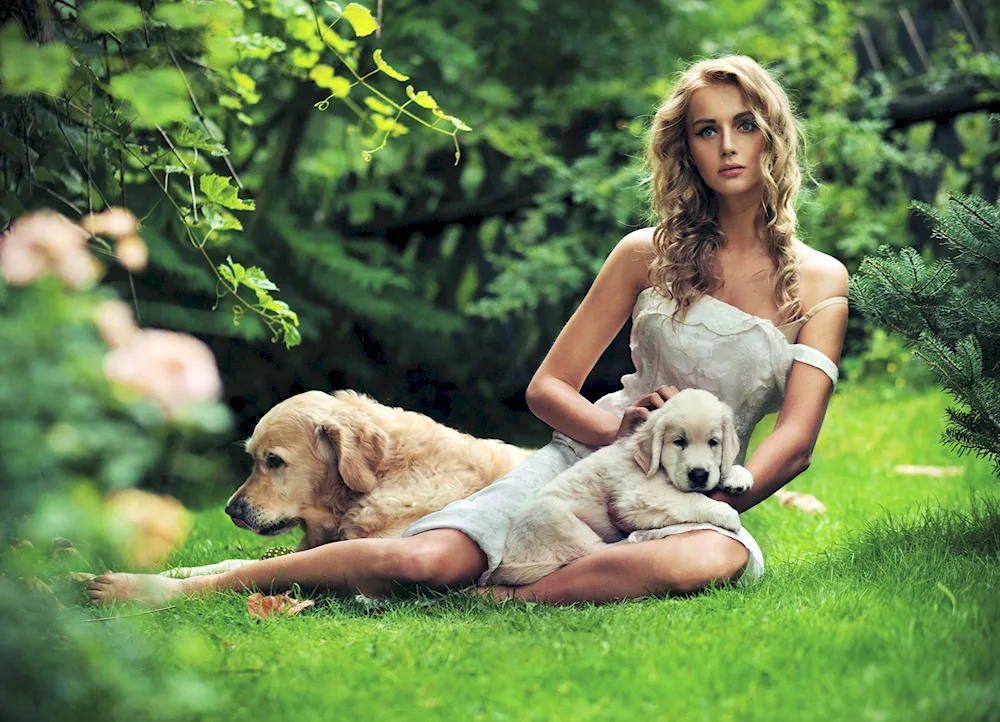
719, 254, 850, 512
526, 229, 655, 447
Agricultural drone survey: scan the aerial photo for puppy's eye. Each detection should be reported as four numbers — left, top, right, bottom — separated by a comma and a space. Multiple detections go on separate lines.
708, 439, 720, 448
265, 453, 285, 470
673, 438, 687, 448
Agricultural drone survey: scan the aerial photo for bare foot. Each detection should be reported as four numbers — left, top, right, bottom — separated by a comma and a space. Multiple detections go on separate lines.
87, 572, 197, 604
472, 584, 516, 602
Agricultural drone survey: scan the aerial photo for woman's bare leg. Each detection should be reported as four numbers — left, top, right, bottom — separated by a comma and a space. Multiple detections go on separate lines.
87, 529, 486, 604
480, 530, 748, 605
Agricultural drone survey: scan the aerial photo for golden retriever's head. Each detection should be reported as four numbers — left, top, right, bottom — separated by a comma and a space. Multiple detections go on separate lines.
630, 389, 739, 492
225, 391, 389, 546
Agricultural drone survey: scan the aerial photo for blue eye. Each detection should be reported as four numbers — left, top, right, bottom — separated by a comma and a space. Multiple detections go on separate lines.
738, 119, 757, 132
696, 127, 716, 137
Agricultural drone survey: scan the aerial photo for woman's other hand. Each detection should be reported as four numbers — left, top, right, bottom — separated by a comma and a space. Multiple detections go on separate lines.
614, 385, 680, 441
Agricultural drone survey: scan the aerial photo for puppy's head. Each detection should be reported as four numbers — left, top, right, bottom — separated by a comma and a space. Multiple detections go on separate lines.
630, 389, 739, 492
226, 390, 389, 543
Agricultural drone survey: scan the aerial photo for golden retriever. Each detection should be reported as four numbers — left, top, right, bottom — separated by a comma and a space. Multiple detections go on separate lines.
163, 390, 530, 578
491, 389, 753, 586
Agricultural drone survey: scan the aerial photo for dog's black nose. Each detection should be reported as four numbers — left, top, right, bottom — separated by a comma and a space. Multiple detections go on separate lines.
226, 497, 250, 520
688, 469, 710, 487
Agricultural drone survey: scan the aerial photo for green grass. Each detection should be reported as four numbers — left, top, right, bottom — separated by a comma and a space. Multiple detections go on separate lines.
103, 385, 1000, 722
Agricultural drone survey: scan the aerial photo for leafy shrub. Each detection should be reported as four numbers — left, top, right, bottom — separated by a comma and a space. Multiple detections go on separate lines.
0, 209, 232, 720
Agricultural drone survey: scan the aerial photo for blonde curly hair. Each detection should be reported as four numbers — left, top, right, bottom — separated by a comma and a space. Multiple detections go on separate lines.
644, 56, 805, 324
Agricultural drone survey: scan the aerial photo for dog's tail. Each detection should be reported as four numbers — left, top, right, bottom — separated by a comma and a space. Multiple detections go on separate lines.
490, 559, 565, 587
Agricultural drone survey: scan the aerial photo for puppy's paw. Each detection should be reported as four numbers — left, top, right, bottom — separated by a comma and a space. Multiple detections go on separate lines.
711, 505, 742, 534
720, 465, 753, 495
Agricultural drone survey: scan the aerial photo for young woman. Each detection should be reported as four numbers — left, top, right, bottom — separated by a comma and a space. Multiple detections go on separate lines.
89, 55, 848, 606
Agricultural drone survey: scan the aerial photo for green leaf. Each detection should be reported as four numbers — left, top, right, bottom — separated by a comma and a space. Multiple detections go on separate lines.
202, 204, 243, 232
205, 34, 239, 69
0, 24, 72, 96
218, 263, 237, 290
174, 126, 229, 156
109, 68, 191, 127
340, 3, 379, 37
153, 3, 213, 29
268, 300, 299, 325
231, 32, 287, 60
373, 49, 409, 81
244, 266, 278, 292
309, 65, 351, 97
364, 97, 394, 115
290, 47, 320, 69
282, 323, 302, 348
79, 0, 145, 33
200, 174, 255, 211
370, 113, 407, 136
433, 107, 472, 131
223, 256, 248, 286
319, 25, 355, 54
406, 85, 438, 110
230, 70, 261, 104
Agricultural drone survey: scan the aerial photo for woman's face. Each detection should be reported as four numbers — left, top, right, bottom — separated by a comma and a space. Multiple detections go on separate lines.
685, 83, 766, 200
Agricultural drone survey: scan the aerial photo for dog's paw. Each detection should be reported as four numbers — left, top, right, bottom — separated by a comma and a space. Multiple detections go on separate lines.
711, 505, 742, 533
720, 465, 754, 495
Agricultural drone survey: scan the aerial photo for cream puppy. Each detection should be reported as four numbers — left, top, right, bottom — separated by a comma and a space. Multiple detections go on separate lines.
492, 389, 753, 586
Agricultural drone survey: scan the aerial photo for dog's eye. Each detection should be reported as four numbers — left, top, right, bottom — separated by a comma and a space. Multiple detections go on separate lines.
708, 439, 720, 448
672, 438, 687, 448
265, 453, 285, 470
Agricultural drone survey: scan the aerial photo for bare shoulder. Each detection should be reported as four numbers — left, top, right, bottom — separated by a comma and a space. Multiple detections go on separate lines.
794, 242, 849, 309
613, 227, 658, 290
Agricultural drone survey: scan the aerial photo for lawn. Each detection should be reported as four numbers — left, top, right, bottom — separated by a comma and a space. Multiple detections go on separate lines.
101, 384, 1000, 722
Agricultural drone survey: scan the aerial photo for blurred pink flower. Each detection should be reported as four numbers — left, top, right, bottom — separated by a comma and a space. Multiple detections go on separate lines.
95, 299, 139, 349
105, 488, 192, 568
116, 234, 148, 271
80, 207, 138, 238
104, 329, 222, 418
0, 211, 98, 289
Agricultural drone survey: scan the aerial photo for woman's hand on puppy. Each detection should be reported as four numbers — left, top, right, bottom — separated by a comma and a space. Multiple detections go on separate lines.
614, 385, 680, 441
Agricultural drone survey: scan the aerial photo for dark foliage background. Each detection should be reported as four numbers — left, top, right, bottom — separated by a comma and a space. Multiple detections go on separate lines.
2, 0, 999, 478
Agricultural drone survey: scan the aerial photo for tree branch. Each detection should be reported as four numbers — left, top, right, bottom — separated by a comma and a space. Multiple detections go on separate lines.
861, 83, 1000, 131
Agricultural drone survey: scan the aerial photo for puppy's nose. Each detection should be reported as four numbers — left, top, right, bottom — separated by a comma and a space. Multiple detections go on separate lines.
687, 469, 710, 488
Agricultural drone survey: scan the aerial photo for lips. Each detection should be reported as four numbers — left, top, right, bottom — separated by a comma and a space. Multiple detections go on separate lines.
719, 165, 745, 177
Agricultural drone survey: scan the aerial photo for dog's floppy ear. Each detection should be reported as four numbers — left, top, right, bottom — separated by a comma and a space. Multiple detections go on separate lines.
720, 408, 740, 479
320, 409, 389, 493
631, 410, 671, 478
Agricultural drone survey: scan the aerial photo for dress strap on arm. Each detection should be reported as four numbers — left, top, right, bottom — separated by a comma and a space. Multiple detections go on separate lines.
801, 296, 848, 321
790, 297, 847, 383
790, 344, 839, 385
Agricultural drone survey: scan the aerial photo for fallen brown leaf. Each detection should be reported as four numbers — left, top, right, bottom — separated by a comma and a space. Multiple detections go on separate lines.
775, 490, 827, 514
246, 592, 315, 619
893, 465, 964, 477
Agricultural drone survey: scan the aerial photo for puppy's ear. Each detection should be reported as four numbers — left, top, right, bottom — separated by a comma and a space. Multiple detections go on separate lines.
320, 409, 389, 493
720, 408, 740, 479
631, 412, 670, 478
